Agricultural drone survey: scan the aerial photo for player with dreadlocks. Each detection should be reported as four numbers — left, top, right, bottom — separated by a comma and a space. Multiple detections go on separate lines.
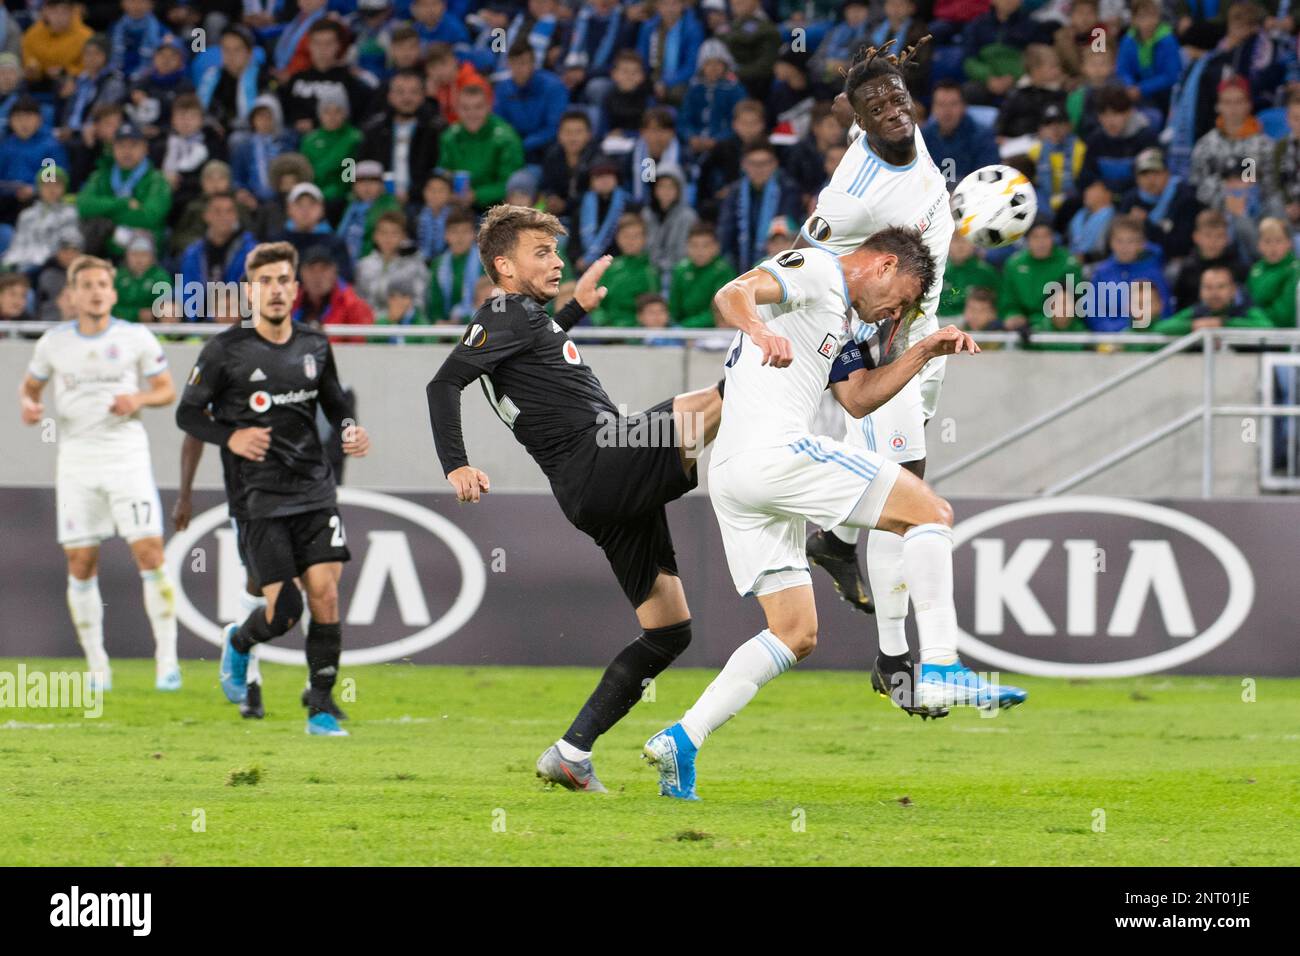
796, 38, 1029, 716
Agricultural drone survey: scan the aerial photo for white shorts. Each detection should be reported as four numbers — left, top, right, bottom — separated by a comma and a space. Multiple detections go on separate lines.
843, 373, 927, 463
710, 437, 902, 596
56, 457, 164, 547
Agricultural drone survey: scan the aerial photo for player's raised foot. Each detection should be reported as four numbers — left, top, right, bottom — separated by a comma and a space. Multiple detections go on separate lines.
218, 623, 249, 704
240, 681, 265, 719
805, 529, 874, 614
155, 667, 182, 692
870, 653, 948, 720
916, 661, 1028, 711
306, 712, 349, 736
535, 744, 608, 793
302, 686, 348, 720
643, 723, 699, 801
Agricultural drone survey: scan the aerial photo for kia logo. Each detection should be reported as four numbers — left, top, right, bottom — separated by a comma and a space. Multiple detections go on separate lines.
163, 489, 486, 664
952, 497, 1255, 677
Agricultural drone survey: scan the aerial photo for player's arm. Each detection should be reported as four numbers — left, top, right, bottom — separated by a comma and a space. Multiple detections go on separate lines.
831, 325, 979, 418
318, 344, 369, 458
17, 373, 46, 425
553, 254, 612, 331
173, 432, 204, 531
175, 344, 269, 461
712, 268, 794, 367
110, 369, 175, 416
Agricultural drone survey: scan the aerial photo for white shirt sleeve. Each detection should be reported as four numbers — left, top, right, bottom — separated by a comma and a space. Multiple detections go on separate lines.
755, 249, 836, 312
135, 325, 169, 380
27, 330, 54, 382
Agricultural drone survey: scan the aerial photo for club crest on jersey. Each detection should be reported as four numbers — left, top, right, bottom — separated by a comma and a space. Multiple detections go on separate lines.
563, 340, 582, 365
249, 390, 272, 413
463, 323, 487, 348
105, 344, 119, 360
889, 431, 908, 452
776, 250, 805, 269
818, 333, 837, 360
807, 216, 832, 242
303, 353, 317, 380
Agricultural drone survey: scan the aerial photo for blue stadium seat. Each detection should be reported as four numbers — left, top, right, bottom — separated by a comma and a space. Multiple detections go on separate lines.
1257, 107, 1289, 140
966, 105, 999, 131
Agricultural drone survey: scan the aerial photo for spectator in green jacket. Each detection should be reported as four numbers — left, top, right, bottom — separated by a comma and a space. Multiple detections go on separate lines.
724, 0, 781, 98
76, 124, 172, 257
998, 221, 1085, 332
301, 89, 363, 210
670, 223, 733, 328
112, 234, 170, 322
428, 207, 482, 323
438, 83, 524, 211
938, 233, 1001, 319
591, 214, 660, 328
1244, 218, 1300, 328
1150, 264, 1270, 334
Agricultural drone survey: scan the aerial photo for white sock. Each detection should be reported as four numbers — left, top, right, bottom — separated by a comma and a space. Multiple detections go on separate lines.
867, 531, 910, 656
680, 630, 796, 748
555, 739, 591, 762
902, 523, 959, 664
830, 525, 860, 546
237, 588, 266, 618
67, 575, 109, 677
140, 567, 178, 674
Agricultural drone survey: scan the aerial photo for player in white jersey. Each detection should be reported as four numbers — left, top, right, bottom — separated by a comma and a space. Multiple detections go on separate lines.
643, 228, 980, 799
795, 40, 1028, 715
17, 255, 180, 691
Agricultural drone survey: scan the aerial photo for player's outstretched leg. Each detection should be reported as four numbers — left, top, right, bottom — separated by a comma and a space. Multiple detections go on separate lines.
221, 579, 302, 704
130, 537, 181, 691
538, 573, 692, 793
65, 547, 111, 691
302, 563, 348, 736
671, 381, 724, 472
806, 526, 874, 614
645, 579, 809, 800
867, 473, 1027, 712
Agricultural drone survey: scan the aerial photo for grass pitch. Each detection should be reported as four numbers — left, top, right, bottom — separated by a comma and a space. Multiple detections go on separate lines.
1, 658, 1297, 866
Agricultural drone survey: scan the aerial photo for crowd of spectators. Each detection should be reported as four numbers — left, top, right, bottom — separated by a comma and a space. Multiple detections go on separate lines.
0, 0, 1298, 347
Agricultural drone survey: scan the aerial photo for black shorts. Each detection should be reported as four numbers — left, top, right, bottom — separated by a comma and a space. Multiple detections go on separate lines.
234, 507, 351, 589
560, 397, 699, 607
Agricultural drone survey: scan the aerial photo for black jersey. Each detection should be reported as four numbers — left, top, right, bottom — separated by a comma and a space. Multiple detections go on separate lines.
178, 322, 350, 519
434, 295, 618, 501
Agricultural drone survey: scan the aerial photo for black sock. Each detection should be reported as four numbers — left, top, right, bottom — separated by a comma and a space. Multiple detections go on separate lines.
818, 527, 858, 558
233, 608, 275, 654
562, 620, 692, 751
305, 621, 342, 714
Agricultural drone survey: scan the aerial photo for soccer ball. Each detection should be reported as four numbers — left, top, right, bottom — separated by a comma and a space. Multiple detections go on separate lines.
951, 165, 1037, 249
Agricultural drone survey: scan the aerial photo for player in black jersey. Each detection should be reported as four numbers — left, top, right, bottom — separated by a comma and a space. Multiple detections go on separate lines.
427, 205, 724, 792
176, 241, 371, 736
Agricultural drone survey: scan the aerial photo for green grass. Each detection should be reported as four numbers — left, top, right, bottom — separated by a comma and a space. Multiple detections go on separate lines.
2, 658, 1297, 866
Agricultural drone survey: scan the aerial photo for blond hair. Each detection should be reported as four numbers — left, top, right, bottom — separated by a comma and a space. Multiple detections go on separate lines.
67, 254, 116, 285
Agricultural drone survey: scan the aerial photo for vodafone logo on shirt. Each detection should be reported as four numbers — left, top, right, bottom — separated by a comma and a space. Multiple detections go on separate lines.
563, 340, 582, 365
248, 388, 319, 413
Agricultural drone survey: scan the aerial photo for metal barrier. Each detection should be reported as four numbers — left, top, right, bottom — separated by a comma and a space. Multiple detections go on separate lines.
929, 328, 1300, 498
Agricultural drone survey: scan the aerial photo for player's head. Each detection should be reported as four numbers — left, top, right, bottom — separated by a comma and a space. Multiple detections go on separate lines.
842, 226, 935, 325
67, 255, 118, 322
243, 241, 300, 325
478, 204, 567, 301
843, 37, 929, 151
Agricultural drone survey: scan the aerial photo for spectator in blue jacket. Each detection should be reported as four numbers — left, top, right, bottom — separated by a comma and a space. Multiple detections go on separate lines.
178, 191, 258, 293
494, 39, 570, 164
0, 98, 69, 220
1086, 215, 1171, 331
637, 0, 705, 105
1116, 0, 1183, 117
109, 0, 164, 81
922, 81, 1000, 188
409, 0, 469, 50
718, 142, 804, 271
561, 0, 638, 106
677, 39, 744, 156
808, 1, 871, 97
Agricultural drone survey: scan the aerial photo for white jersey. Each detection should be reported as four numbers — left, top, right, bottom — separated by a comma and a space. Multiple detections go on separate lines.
28, 319, 169, 464
712, 247, 855, 466
801, 126, 953, 366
